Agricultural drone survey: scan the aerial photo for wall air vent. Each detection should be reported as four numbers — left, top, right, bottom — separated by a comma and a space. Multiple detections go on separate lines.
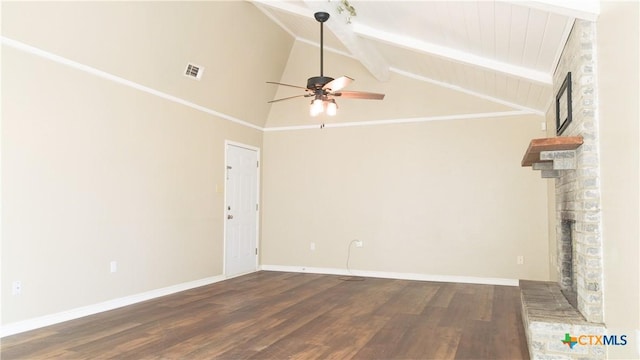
184, 63, 204, 80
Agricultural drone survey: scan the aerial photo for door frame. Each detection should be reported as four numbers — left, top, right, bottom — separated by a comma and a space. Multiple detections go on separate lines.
223, 140, 261, 277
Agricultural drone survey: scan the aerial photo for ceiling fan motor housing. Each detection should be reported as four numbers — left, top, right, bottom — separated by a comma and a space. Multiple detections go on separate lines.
314, 12, 330, 23
307, 76, 334, 90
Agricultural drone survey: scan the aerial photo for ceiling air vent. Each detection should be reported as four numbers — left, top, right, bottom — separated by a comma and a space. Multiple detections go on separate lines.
184, 63, 204, 80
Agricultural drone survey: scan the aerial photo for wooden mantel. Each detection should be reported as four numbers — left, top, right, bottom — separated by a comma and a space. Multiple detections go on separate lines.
521, 136, 583, 167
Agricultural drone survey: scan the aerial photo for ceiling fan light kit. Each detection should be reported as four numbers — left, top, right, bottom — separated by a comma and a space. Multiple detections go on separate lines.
310, 97, 338, 117
326, 99, 338, 116
267, 11, 385, 118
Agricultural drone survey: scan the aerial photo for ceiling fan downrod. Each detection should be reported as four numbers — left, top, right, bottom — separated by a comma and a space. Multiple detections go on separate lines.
306, 12, 333, 91
315, 11, 330, 77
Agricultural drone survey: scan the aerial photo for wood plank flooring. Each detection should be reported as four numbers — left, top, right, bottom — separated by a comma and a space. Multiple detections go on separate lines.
1, 271, 529, 359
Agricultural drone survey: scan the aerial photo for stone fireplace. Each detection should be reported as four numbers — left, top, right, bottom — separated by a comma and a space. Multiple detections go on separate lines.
551, 18, 603, 325
519, 19, 606, 359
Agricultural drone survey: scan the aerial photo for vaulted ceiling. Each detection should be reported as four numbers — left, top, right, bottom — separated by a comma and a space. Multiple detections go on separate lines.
2, 1, 601, 129
252, 0, 600, 116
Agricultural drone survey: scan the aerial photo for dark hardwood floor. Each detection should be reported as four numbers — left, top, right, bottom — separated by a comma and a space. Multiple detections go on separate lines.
1, 271, 529, 359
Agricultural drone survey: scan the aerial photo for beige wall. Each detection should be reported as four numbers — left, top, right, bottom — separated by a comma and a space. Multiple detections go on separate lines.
262, 115, 550, 280
1, 1, 283, 325
597, 2, 640, 358
1, 1, 292, 128
1, 44, 262, 324
263, 17, 550, 283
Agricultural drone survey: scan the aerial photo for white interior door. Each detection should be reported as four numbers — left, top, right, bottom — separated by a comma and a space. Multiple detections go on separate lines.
224, 143, 259, 277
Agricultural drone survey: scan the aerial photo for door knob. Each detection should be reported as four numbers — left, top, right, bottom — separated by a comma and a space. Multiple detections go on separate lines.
227, 214, 234, 219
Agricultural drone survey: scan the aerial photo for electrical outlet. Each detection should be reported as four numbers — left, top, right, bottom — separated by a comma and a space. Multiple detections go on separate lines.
355, 240, 363, 248
517, 255, 524, 265
12, 281, 22, 295
110, 261, 118, 273
310, 242, 316, 251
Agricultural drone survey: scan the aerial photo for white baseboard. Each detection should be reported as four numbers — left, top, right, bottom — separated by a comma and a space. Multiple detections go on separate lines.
0, 274, 227, 338
259, 264, 519, 287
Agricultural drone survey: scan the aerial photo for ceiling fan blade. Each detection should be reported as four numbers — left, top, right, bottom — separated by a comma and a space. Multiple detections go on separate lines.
266, 81, 309, 91
322, 76, 353, 92
268, 94, 310, 103
333, 91, 385, 100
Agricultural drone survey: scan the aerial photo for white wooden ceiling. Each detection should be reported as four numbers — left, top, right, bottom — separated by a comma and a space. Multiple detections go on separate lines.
251, 0, 599, 115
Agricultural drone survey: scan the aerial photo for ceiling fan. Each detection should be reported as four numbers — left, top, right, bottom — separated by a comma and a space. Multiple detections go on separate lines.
267, 11, 385, 117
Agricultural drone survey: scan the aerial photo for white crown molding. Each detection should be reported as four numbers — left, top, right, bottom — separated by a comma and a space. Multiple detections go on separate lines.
1, 36, 264, 132
0, 275, 227, 338
260, 265, 519, 287
390, 67, 546, 116
3, 36, 542, 134
264, 110, 537, 132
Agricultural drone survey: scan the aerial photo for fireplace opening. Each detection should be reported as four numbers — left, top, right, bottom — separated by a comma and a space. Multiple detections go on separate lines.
559, 218, 577, 308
